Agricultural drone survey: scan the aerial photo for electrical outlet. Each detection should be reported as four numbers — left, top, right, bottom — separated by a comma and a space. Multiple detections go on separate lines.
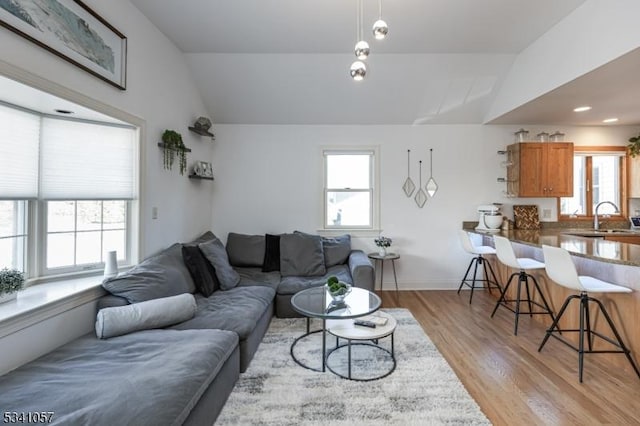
152, 207, 158, 220
542, 208, 551, 219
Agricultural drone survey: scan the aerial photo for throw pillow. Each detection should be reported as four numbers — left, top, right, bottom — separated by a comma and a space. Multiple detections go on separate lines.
225, 232, 266, 267
262, 233, 281, 272
102, 243, 196, 304
95, 293, 197, 339
322, 234, 352, 267
280, 233, 326, 277
199, 238, 241, 290
181, 245, 220, 297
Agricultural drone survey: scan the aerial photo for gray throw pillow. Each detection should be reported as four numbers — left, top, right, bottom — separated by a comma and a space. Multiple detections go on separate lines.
322, 234, 351, 266
225, 232, 266, 267
102, 243, 196, 304
280, 233, 326, 277
199, 238, 241, 290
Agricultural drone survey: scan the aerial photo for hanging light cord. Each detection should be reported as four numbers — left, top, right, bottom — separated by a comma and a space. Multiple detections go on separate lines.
378, 0, 382, 19
407, 150, 411, 174
430, 148, 434, 177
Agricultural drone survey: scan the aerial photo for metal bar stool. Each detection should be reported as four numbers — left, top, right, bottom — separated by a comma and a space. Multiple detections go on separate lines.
457, 230, 501, 304
539, 245, 640, 382
491, 235, 557, 335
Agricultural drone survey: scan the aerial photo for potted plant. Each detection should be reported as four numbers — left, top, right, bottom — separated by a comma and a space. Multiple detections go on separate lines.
374, 236, 392, 256
161, 129, 188, 175
0, 268, 24, 304
325, 276, 351, 304
628, 133, 640, 158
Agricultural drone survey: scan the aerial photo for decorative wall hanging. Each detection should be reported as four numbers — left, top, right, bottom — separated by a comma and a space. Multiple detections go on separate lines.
159, 130, 190, 175
426, 148, 438, 197
0, 0, 127, 89
414, 161, 427, 208
402, 149, 416, 197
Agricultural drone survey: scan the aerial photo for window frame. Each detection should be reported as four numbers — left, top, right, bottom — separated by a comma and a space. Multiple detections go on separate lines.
322, 146, 380, 232
557, 146, 628, 221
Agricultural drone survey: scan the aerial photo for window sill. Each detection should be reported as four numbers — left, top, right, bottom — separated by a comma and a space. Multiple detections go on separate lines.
317, 228, 382, 238
0, 276, 106, 339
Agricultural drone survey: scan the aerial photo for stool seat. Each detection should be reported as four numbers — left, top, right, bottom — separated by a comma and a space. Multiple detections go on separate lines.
471, 245, 496, 255
539, 244, 640, 382
517, 258, 545, 270
578, 276, 632, 293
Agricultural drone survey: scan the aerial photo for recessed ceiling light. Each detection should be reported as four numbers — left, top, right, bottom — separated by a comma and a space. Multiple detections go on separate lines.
54, 109, 74, 114
603, 118, 618, 123
573, 106, 591, 112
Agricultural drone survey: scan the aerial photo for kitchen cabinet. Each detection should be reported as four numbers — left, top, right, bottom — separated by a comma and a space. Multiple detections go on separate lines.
629, 155, 640, 198
603, 235, 640, 245
506, 142, 573, 197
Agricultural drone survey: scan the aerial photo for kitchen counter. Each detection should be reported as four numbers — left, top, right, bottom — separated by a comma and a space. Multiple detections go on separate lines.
464, 227, 640, 267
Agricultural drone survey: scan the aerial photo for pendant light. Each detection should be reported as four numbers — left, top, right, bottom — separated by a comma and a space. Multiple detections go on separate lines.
402, 149, 416, 197
372, 0, 389, 40
426, 148, 438, 197
350, 0, 368, 80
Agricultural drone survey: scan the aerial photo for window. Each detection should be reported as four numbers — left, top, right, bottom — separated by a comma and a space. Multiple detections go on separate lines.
559, 148, 625, 218
0, 102, 138, 279
323, 148, 378, 229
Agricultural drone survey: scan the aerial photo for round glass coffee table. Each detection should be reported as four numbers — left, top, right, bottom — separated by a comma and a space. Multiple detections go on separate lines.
290, 286, 381, 373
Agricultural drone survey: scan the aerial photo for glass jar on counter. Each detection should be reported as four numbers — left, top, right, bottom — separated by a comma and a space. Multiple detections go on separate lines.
536, 132, 550, 142
550, 131, 565, 142
514, 128, 529, 142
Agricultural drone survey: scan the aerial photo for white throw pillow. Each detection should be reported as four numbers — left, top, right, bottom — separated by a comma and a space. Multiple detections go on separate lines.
95, 293, 196, 339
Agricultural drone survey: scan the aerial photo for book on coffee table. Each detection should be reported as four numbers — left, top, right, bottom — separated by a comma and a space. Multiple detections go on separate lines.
357, 313, 388, 326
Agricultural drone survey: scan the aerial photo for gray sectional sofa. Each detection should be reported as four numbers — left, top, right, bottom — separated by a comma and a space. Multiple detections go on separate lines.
0, 230, 374, 425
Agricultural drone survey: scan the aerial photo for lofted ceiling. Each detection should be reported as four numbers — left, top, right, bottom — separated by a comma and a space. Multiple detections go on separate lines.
129, 0, 639, 126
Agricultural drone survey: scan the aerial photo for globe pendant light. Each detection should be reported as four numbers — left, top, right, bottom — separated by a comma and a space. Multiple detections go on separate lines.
355, 40, 370, 60
372, 0, 389, 40
350, 61, 367, 81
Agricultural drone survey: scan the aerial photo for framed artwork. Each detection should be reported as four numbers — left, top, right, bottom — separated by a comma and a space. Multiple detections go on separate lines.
0, 0, 127, 89
194, 161, 213, 178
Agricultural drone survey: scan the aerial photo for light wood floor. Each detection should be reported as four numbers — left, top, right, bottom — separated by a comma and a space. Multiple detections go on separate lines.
378, 290, 640, 426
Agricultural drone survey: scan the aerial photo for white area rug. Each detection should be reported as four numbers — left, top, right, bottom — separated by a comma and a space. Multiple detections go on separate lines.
216, 308, 490, 425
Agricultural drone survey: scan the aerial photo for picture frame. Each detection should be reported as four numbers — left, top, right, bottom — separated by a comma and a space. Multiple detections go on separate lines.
0, 0, 127, 90
194, 161, 213, 178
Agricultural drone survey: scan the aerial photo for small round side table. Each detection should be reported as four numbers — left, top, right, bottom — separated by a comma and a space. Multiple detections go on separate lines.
367, 252, 400, 293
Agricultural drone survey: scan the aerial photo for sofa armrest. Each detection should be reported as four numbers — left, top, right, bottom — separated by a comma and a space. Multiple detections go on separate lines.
348, 250, 374, 291
97, 294, 130, 310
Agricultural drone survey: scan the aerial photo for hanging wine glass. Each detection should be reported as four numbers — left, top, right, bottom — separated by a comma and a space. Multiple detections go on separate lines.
426, 148, 438, 197
414, 160, 427, 208
402, 149, 416, 197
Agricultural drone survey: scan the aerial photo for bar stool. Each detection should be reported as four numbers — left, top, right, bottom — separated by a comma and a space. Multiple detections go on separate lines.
457, 230, 501, 303
491, 235, 557, 335
539, 245, 640, 382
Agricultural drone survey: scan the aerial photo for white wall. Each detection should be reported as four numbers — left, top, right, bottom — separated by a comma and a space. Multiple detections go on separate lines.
211, 124, 638, 289
0, 0, 212, 373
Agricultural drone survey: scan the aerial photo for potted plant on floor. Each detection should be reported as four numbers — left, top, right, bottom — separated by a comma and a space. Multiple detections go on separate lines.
161, 129, 188, 175
0, 268, 24, 304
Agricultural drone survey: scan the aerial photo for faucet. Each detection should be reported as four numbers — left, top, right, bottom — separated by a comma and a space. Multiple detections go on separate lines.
594, 201, 620, 230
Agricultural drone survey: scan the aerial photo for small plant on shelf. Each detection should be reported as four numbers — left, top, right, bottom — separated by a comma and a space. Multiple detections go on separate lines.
161, 129, 188, 175
0, 268, 24, 297
628, 133, 640, 158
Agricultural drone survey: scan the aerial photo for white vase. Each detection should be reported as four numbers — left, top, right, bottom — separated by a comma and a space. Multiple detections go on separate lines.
378, 247, 387, 257
0, 292, 17, 304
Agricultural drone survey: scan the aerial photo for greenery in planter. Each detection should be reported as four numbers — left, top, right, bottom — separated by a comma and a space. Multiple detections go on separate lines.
629, 134, 640, 158
0, 268, 24, 296
162, 129, 188, 175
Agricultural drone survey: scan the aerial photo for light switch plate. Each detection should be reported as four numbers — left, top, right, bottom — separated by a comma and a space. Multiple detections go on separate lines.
152, 207, 158, 219
542, 208, 551, 219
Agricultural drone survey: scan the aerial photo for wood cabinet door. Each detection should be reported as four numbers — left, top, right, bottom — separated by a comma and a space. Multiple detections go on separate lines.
545, 143, 573, 197
518, 143, 545, 196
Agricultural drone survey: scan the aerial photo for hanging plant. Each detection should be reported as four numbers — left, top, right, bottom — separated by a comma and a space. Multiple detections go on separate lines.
628, 133, 640, 158
161, 129, 188, 175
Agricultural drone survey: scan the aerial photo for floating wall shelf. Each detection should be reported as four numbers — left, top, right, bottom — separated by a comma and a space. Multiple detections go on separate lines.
188, 175, 214, 181
188, 126, 215, 139
157, 142, 191, 152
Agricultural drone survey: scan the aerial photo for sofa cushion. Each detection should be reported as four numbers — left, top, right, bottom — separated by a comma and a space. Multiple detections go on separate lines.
184, 230, 217, 246
171, 286, 275, 340
199, 238, 241, 290
280, 233, 326, 277
277, 264, 352, 295
235, 267, 281, 292
322, 234, 351, 267
182, 245, 220, 296
262, 233, 281, 272
95, 294, 197, 339
226, 233, 265, 267
102, 243, 196, 303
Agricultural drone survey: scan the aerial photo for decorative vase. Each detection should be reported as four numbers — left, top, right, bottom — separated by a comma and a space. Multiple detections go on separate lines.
378, 247, 387, 257
0, 292, 17, 304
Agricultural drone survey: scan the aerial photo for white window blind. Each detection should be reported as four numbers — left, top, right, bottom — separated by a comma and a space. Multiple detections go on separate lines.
40, 119, 136, 200
0, 104, 40, 200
